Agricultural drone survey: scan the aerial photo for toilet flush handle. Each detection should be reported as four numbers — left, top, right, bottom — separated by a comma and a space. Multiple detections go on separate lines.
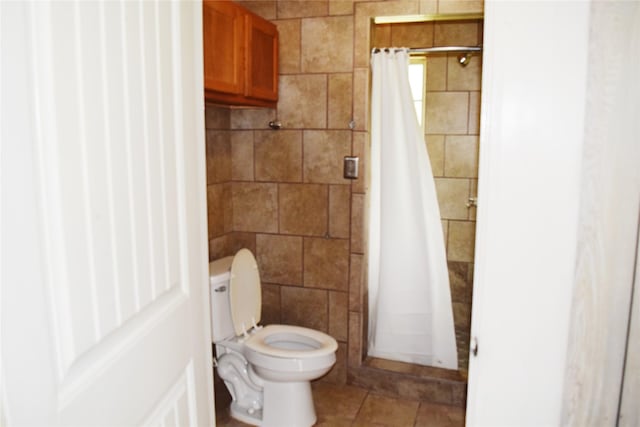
214, 285, 227, 293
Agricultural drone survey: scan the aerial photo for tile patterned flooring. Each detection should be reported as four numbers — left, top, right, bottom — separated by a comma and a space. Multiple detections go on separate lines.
215, 381, 465, 427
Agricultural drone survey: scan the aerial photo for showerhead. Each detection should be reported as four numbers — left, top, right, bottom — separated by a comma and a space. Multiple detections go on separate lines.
457, 53, 472, 67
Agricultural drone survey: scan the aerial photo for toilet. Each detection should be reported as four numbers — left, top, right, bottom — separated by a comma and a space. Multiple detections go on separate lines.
209, 248, 338, 427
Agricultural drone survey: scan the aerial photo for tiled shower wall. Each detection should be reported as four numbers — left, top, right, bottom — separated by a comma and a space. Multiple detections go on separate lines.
206, 0, 483, 386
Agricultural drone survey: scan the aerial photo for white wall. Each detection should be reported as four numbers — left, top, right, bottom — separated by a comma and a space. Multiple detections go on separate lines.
562, 1, 640, 424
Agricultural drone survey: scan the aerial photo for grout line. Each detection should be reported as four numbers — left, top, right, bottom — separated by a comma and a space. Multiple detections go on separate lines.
326, 184, 331, 237
352, 388, 369, 425
466, 90, 471, 135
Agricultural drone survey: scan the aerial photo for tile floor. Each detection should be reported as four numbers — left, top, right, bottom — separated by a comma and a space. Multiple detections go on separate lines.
215, 381, 465, 427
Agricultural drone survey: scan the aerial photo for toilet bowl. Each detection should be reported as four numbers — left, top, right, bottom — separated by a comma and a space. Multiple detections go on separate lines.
245, 324, 337, 383
209, 249, 338, 427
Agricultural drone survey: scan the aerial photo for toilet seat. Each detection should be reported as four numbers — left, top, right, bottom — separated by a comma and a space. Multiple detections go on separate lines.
245, 325, 337, 359
244, 325, 337, 381
227, 249, 337, 363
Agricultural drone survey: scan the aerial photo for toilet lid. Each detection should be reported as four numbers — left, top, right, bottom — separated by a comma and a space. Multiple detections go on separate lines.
229, 248, 262, 336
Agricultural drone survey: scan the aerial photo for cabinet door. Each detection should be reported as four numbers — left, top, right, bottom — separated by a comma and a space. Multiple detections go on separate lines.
244, 13, 278, 101
203, 0, 244, 95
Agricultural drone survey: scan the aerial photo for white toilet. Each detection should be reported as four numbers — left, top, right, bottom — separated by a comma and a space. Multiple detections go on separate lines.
209, 248, 338, 427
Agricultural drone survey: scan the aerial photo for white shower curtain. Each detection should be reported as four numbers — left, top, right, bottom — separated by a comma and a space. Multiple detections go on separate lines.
368, 48, 458, 369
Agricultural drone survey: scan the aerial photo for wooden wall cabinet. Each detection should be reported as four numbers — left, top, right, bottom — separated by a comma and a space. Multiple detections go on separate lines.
203, 1, 278, 108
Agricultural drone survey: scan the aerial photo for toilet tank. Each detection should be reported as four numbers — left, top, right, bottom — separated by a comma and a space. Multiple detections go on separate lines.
209, 256, 235, 342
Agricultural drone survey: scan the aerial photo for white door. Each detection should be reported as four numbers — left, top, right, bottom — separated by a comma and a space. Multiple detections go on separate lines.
466, 0, 640, 425
2, 1, 214, 425
465, 2, 590, 425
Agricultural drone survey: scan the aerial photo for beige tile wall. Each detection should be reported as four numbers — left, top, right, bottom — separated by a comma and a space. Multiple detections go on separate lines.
205, 98, 356, 383
206, 0, 483, 387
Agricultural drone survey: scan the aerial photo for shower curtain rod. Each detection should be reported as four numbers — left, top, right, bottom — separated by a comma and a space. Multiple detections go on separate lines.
410, 46, 482, 53
373, 46, 482, 54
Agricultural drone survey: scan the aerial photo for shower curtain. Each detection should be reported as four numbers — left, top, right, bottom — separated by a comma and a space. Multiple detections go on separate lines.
368, 48, 458, 369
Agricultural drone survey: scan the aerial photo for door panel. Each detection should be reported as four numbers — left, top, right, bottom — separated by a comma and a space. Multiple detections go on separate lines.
466, 0, 640, 425
465, 1, 590, 424
2, 1, 213, 425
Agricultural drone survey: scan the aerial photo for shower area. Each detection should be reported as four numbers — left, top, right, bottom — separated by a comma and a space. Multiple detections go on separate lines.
351, 14, 483, 403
